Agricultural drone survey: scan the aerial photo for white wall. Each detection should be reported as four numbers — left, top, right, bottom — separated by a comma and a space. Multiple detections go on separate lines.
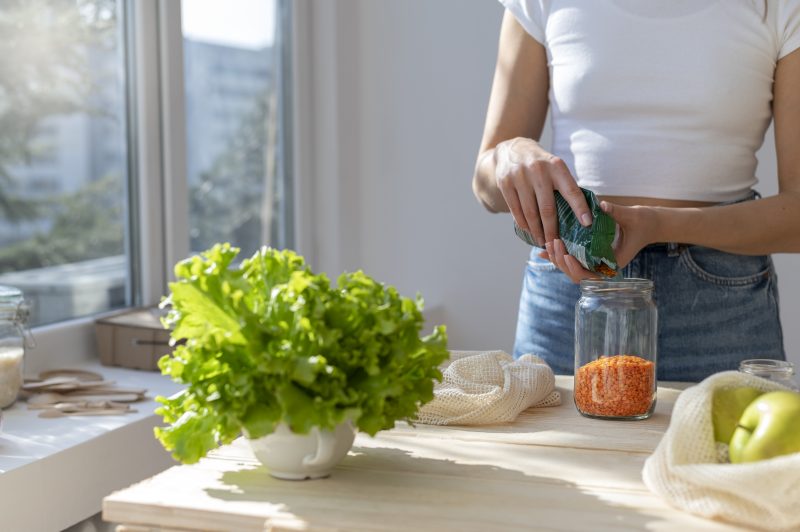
298, 0, 799, 366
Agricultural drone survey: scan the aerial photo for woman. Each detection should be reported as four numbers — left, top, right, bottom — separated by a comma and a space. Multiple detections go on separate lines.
472, 0, 800, 381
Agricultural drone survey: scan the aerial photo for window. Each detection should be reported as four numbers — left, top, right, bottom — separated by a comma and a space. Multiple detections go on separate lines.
0, 0, 293, 329
0, 0, 130, 326
182, 0, 292, 258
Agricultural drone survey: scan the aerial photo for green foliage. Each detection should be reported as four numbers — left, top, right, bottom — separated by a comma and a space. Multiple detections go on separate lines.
155, 244, 449, 464
0, 174, 123, 272
189, 91, 277, 257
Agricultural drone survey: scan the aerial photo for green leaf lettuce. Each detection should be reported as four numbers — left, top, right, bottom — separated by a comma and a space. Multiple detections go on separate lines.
154, 244, 449, 463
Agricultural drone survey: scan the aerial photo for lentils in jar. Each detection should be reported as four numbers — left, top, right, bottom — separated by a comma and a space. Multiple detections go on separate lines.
574, 355, 655, 418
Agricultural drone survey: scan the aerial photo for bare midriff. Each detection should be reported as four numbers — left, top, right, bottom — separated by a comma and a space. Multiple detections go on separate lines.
598, 195, 717, 208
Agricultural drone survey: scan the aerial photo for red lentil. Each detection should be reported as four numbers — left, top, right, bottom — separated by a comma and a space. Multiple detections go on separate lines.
594, 263, 618, 278
574, 354, 655, 418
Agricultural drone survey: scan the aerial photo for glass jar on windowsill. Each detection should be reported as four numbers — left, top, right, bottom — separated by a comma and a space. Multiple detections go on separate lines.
0, 285, 30, 409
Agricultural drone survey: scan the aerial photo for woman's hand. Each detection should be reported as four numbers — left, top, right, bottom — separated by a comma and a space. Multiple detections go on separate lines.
601, 201, 658, 268
539, 201, 660, 283
494, 137, 593, 247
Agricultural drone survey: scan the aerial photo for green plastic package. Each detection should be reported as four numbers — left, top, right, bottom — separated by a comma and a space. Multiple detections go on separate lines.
514, 187, 618, 277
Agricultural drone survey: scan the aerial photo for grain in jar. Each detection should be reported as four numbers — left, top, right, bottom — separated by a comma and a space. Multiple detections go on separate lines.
0, 285, 29, 409
575, 355, 655, 417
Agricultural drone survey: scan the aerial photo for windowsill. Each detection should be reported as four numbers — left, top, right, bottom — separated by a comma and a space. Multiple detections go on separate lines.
0, 362, 182, 532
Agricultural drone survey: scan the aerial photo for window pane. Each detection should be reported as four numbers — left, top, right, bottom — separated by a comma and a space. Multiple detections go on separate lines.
0, 0, 130, 326
182, 0, 291, 258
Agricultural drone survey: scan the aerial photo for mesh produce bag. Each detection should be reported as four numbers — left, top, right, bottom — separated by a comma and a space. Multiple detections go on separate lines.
514, 187, 618, 277
416, 350, 561, 425
642, 371, 800, 530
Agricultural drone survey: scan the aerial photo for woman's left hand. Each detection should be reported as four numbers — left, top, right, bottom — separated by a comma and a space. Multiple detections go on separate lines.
540, 201, 658, 283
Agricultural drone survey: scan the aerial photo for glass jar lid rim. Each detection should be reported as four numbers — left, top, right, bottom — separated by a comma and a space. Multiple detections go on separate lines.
0, 284, 23, 306
739, 359, 794, 370
580, 278, 653, 291
0, 285, 26, 323
0, 285, 22, 299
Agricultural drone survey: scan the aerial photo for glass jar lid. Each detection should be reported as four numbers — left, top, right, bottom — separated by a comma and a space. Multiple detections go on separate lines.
0, 285, 27, 323
0, 285, 22, 302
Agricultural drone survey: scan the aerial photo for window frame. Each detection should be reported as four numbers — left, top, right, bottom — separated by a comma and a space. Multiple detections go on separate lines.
127, 0, 190, 307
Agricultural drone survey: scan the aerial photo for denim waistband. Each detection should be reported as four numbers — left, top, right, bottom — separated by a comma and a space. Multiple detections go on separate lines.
642, 190, 759, 254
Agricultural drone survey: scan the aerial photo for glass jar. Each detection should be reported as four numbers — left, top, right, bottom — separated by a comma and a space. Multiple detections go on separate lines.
0, 285, 29, 408
739, 359, 798, 390
574, 279, 658, 420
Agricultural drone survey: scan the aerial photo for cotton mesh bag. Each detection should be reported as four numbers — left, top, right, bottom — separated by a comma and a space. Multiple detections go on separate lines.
416, 350, 561, 425
642, 371, 800, 531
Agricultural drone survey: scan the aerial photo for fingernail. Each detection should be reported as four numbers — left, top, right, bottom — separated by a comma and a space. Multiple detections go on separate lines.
581, 213, 593, 226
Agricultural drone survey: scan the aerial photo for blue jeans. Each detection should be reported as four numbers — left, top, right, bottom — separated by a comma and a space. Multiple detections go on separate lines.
512, 204, 785, 382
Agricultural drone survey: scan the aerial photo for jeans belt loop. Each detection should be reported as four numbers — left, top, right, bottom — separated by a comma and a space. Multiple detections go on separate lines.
667, 242, 681, 257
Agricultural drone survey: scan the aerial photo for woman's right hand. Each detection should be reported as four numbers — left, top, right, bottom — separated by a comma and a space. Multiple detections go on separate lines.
494, 137, 593, 248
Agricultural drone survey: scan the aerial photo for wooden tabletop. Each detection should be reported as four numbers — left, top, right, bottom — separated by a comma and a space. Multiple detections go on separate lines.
103, 376, 751, 532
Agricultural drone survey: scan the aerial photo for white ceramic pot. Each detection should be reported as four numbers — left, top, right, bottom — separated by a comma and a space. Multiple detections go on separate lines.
247, 422, 356, 480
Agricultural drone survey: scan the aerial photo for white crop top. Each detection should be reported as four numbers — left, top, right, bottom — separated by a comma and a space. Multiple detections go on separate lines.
498, 0, 800, 202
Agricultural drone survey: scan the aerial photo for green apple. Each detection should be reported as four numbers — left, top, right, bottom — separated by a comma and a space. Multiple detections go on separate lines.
711, 386, 763, 444
729, 390, 800, 463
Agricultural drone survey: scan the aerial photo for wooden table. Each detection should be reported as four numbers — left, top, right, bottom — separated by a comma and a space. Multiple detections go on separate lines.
103, 376, 750, 531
